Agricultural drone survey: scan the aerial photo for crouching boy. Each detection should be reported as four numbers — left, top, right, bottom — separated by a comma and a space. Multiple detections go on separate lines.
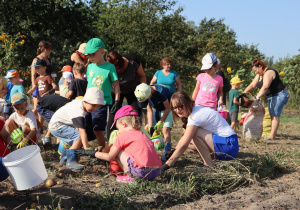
49, 87, 104, 170
76, 105, 162, 183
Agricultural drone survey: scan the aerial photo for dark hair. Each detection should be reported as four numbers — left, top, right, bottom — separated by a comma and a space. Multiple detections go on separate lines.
37, 41, 52, 55
106, 51, 125, 70
160, 57, 172, 68
73, 63, 86, 75
252, 58, 266, 70
170, 91, 194, 129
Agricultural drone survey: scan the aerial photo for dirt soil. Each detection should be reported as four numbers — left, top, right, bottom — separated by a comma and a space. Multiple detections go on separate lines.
0, 110, 300, 209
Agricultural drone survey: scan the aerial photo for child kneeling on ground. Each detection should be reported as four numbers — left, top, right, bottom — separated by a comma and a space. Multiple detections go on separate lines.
76, 105, 162, 183
49, 87, 104, 170
6, 93, 41, 148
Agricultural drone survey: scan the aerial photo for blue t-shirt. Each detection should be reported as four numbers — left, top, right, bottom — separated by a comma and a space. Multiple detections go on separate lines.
5, 82, 14, 101
154, 70, 178, 93
10, 84, 25, 101
148, 84, 173, 111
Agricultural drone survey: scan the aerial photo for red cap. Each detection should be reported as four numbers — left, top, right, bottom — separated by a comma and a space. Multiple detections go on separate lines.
60, 65, 72, 73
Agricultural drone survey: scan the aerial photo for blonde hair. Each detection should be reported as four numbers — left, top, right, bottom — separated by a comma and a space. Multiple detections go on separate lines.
117, 115, 141, 130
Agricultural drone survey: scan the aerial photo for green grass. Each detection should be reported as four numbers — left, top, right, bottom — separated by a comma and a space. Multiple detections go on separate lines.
280, 113, 300, 124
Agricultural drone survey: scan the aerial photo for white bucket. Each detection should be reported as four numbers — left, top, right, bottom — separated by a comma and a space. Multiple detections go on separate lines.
2, 145, 48, 190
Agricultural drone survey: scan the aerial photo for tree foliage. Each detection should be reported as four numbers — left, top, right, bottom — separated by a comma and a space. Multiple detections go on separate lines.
0, 0, 279, 96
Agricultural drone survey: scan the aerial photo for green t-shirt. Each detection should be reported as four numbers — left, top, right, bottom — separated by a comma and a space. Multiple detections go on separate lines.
86, 62, 118, 105
229, 89, 239, 113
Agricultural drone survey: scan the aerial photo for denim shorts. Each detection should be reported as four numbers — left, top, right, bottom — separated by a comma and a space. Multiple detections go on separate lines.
36, 105, 54, 123
85, 105, 108, 131
50, 125, 80, 145
268, 89, 289, 117
127, 158, 160, 180
213, 134, 239, 160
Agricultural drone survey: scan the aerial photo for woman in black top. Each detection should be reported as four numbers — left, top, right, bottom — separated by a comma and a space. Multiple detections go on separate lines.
244, 58, 289, 140
106, 51, 147, 138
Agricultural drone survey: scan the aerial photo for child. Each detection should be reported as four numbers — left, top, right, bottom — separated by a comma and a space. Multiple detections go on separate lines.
27, 59, 57, 97
229, 76, 243, 132
27, 59, 57, 135
192, 53, 223, 109
49, 87, 105, 170
134, 83, 173, 162
83, 38, 120, 148
3, 70, 15, 119
5, 93, 41, 148
6, 70, 25, 101
56, 72, 73, 98
76, 105, 162, 183
66, 63, 87, 100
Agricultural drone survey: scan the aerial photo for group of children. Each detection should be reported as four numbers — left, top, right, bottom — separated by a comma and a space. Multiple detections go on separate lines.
0, 37, 246, 184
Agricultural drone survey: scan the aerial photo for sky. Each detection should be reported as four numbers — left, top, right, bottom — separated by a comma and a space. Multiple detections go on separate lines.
173, 0, 300, 62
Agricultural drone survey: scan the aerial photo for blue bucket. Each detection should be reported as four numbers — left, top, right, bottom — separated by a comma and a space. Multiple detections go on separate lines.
0, 157, 9, 181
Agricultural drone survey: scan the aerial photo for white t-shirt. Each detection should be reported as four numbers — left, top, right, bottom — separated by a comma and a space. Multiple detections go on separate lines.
187, 106, 235, 137
49, 99, 86, 130
9, 111, 38, 129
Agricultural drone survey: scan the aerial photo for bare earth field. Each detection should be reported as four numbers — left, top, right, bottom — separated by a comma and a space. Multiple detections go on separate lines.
0, 110, 299, 209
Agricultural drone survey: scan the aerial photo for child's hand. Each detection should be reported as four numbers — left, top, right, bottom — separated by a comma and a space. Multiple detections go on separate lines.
10, 127, 24, 144
17, 138, 29, 149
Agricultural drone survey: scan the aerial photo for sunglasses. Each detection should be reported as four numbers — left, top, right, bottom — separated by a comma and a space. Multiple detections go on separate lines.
172, 104, 184, 111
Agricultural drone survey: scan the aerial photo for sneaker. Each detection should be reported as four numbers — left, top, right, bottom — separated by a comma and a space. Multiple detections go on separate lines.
116, 175, 135, 183
42, 136, 51, 146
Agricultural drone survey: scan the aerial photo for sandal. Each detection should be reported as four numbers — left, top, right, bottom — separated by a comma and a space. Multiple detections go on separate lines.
42, 136, 51, 146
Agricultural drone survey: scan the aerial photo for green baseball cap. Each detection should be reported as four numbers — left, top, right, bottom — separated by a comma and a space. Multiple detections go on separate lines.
83, 38, 106, 55
11, 92, 27, 105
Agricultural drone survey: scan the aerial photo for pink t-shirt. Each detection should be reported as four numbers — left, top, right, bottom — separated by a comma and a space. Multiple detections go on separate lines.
113, 129, 162, 169
195, 73, 223, 108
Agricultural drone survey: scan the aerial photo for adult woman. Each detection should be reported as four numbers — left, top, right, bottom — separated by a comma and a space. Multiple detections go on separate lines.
106, 51, 147, 138
30, 41, 54, 113
244, 58, 289, 140
160, 91, 239, 173
150, 57, 182, 93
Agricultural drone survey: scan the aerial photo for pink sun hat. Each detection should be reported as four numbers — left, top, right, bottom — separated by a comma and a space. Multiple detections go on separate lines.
110, 105, 138, 129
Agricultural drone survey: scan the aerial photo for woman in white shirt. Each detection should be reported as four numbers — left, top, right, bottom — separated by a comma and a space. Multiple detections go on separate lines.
160, 91, 239, 173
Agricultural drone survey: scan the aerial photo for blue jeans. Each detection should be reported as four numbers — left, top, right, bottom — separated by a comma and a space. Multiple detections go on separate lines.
268, 89, 289, 116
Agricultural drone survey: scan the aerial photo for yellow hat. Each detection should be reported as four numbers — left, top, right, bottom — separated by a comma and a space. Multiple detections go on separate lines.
230, 76, 244, 85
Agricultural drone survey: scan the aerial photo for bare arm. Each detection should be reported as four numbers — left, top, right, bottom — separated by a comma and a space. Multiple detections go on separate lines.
192, 81, 200, 101
218, 87, 223, 106
150, 75, 157, 85
233, 97, 240, 106
244, 74, 260, 94
51, 82, 57, 90
95, 145, 119, 162
27, 84, 38, 95
147, 104, 153, 126
136, 64, 147, 84
30, 58, 38, 86
166, 125, 198, 167
66, 90, 73, 99
175, 76, 182, 91
160, 100, 171, 123
112, 80, 120, 101
78, 128, 89, 149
